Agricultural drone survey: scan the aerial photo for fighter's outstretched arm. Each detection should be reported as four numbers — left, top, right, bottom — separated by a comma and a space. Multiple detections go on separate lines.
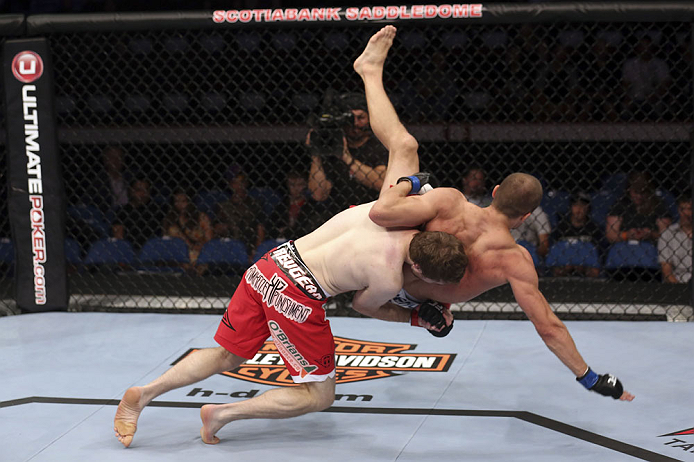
369, 186, 461, 229
507, 249, 634, 401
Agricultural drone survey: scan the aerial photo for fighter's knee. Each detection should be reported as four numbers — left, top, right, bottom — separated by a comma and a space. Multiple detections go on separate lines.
304, 381, 335, 412
393, 134, 418, 156
215, 347, 240, 368
312, 391, 334, 412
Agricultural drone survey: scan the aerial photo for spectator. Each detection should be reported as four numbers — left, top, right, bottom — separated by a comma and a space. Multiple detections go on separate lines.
266, 170, 320, 241
621, 35, 671, 119
550, 192, 603, 277
511, 206, 551, 258
83, 145, 133, 215
307, 92, 388, 217
215, 166, 266, 259
606, 171, 672, 244
112, 178, 164, 250
461, 165, 492, 207
163, 189, 213, 270
531, 43, 580, 121
100, 146, 131, 211
658, 191, 692, 283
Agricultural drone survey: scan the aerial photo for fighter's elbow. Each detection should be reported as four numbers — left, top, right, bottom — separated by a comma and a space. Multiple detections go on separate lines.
369, 204, 390, 226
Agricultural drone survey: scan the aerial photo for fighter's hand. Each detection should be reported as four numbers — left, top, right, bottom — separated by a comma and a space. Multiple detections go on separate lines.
397, 172, 437, 195
577, 368, 634, 401
411, 300, 454, 337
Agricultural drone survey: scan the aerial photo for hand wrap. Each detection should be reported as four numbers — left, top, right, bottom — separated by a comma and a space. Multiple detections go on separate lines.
410, 300, 453, 337
577, 367, 624, 399
397, 172, 437, 195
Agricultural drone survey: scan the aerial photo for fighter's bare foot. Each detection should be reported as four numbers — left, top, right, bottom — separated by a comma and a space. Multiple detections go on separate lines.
200, 404, 223, 445
114, 387, 146, 448
353, 25, 397, 77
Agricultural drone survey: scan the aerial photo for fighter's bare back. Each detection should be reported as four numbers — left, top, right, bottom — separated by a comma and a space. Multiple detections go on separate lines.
295, 202, 416, 302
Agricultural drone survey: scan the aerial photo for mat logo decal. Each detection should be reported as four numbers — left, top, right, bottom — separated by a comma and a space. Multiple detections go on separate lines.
173, 337, 456, 386
659, 426, 694, 455
12, 51, 44, 83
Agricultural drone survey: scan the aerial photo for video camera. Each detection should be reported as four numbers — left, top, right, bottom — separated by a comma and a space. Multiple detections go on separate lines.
308, 92, 366, 158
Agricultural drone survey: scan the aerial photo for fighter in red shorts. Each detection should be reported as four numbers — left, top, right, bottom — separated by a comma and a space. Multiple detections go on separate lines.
114, 195, 467, 447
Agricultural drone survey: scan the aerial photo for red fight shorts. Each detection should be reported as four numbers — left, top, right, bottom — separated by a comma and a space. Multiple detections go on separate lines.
215, 241, 335, 383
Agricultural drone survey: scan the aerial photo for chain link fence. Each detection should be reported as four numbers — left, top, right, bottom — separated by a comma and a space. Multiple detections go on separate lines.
0, 8, 692, 319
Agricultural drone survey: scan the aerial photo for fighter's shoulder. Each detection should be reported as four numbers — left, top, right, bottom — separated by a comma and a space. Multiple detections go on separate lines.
497, 243, 536, 275
423, 187, 464, 208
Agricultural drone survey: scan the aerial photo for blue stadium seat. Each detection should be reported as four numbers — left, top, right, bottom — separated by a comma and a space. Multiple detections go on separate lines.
239, 91, 266, 112
84, 238, 135, 266
545, 240, 600, 268
138, 237, 189, 272
124, 94, 151, 113
64, 238, 82, 265
253, 239, 287, 263
600, 172, 627, 197
0, 238, 14, 264
198, 239, 248, 274
87, 95, 114, 114
590, 190, 619, 227
194, 190, 230, 219
516, 240, 542, 268
291, 92, 320, 113
67, 204, 110, 239
200, 92, 228, 113
162, 93, 189, 113
248, 187, 281, 218
655, 188, 678, 222
541, 190, 570, 228
198, 239, 247, 265
605, 241, 659, 269
271, 32, 297, 51
323, 31, 350, 51
200, 34, 226, 54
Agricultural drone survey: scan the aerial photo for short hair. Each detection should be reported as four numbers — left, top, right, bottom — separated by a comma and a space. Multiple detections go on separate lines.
409, 231, 467, 283
677, 189, 692, 205
492, 173, 543, 218
286, 170, 306, 181
463, 164, 485, 178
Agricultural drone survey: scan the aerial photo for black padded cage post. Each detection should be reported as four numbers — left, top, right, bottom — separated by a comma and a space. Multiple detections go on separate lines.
0, 3, 691, 320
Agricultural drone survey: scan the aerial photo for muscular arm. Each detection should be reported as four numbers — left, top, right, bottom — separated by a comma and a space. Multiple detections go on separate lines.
507, 250, 588, 377
369, 184, 452, 228
351, 281, 411, 322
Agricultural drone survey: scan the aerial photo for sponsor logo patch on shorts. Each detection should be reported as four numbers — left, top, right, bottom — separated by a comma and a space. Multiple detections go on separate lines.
271, 242, 327, 301
244, 265, 312, 323
267, 320, 318, 378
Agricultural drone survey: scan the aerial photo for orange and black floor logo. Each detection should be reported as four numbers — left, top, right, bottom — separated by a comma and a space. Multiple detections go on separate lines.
172, 336, 456, 386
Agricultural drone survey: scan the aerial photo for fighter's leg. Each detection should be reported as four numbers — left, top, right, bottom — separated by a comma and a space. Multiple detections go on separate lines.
199, 376, 336, 444
354, 25, 419, 195
114, 346, 244, 448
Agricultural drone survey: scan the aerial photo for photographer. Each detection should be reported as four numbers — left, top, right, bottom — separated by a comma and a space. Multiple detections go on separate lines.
306, 92, 388, 216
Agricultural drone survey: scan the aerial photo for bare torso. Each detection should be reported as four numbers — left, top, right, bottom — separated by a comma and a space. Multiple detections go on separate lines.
294, 202, 414, 300
404, 188, 529, 303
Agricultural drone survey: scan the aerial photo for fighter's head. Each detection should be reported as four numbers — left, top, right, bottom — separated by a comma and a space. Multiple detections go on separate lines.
409, 231, 467, 284
491, 173, 543, 226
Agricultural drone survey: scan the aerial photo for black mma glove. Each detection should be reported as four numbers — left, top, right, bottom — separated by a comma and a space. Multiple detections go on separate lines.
397, 172, 437, 195
410, 300, 454, 337
576, 367, 624, 399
